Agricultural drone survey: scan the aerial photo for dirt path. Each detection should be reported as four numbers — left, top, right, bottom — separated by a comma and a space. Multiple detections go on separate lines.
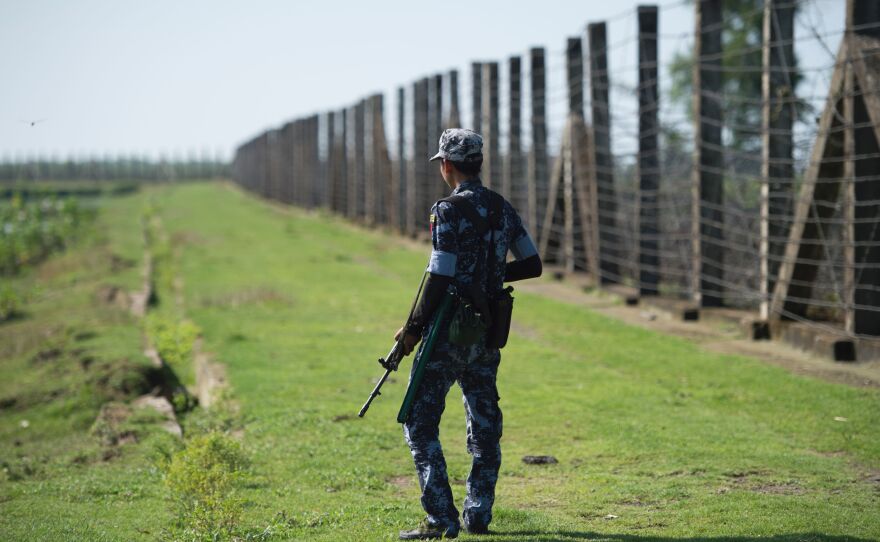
518, 280, 880, 389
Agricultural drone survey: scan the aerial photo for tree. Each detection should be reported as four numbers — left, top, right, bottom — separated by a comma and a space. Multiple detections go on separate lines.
669, 0, 810, 157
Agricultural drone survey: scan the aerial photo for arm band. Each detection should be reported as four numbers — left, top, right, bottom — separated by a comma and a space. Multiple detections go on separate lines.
503, 254, 543, 282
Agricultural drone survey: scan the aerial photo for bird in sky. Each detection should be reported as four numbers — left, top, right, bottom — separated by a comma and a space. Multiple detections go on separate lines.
19, 119, 47, 127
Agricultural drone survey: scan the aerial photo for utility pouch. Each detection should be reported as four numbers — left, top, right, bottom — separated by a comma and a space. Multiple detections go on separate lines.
448, 298, 488, 346
487, 286, 514, 349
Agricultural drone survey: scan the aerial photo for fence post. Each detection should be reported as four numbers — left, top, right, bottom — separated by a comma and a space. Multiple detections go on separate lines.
296, 121, 305, 206
844, 26, 856, 335
471, 62, 483, 133
290, 123, 301, 204
506, 55, 522, 203
638, 5, 660, 297
410, 78, 430, 236
307, 117, 315, 207
430, 73, 445, 203
365, 99, 377, 224
283, 124, 291, 203
313, 115, 322, 208
355, 100, 366, 220
303, 117, 317, 209
691, 0, 724, 306
346, 107, 357, 218
313, 115, 321, 207
566, 37, 584, 272
759, 0, 795, 322
300, 120, 308, 206
255, 133, 265, 198
309, 114, 325, 207
847, 0, 880, 335
268, 129, 280, 202
448, 70, 461, 127
567, 38, 583, 116
482, 62, 499, 189
236, 144, 243, 189
588, 21, 620, 284
430, 74, 443, 144
370, 93, 392, 226
336, 109, 348, 215
397, 87, 407, 232
301, 119, 309, 206
279, 123, 293, 204
253, 141, 260, 194
528, 47, 548, 241
325, 111, 336, 210
289, 122, 300, 204
299, 119, 308, 207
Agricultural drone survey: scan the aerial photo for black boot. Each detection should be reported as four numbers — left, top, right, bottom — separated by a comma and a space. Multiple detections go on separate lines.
399, 519, 459, 540
464, 522, 490, 535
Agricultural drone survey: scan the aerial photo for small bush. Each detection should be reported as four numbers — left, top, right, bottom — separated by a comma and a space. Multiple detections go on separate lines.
0, 283, 21, 321
0, 194, 92, 275
145, 313, 200, 368
164, 432, 249, 540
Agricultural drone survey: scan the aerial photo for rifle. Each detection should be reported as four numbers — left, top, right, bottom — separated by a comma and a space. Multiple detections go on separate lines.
358, 271, 427, 418
396, 291, 453, 424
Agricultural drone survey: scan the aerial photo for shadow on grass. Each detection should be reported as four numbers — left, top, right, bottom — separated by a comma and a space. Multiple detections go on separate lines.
481, 533, 874, 542
0, 310, 29, 325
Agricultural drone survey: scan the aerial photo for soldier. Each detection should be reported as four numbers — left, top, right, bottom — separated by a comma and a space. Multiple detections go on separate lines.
395, 128, 542, 540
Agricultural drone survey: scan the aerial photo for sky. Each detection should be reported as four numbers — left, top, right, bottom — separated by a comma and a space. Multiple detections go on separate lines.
0, 0, 844, 162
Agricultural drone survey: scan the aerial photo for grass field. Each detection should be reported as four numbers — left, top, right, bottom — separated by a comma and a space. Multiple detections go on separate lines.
1, 182, 879, 541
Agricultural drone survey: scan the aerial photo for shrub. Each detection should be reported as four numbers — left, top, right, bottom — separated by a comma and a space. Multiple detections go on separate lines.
0, 284, 20, 321
164, 432, 249, 540
0, 194, 92, 275
145, 313, 200, 369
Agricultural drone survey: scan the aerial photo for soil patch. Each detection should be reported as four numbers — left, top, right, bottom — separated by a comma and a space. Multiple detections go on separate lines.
198, 287, 292, 308
96, 285, 130, 308
522, 455, 558, 465
29, 346, 63, 365
109, 253, 135, 272
752, 481, 806, 495
387, 475, 412, 488
518, 280, 880, 389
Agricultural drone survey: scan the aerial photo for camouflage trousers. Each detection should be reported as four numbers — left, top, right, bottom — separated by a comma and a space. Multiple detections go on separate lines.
402, 328, 503, 532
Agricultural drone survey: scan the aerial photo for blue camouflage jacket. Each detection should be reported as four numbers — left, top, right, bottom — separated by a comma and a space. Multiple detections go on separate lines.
427, 178, 537, 298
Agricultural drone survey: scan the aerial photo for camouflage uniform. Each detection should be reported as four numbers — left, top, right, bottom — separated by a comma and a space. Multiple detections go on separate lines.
403, 129, 538, 534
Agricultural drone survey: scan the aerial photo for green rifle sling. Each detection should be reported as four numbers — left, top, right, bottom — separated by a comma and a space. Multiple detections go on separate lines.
396, 292, 454, 424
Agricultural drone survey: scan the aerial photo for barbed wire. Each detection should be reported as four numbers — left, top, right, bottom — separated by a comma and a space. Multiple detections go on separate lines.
219, 0, 880, 341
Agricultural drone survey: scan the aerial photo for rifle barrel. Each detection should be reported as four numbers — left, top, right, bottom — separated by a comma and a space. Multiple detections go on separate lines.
358, 367, 393, 417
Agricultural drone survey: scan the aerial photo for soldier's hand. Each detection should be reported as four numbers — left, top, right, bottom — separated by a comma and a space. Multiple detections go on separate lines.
394, 326, 421, 356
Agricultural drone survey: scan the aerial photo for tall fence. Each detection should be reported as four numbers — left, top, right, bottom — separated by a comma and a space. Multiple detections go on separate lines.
232, 0, 880, 347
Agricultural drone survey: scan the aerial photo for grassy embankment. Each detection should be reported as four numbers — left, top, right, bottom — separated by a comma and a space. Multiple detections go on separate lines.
1, 181, 879, 541
0, 188, 175, 540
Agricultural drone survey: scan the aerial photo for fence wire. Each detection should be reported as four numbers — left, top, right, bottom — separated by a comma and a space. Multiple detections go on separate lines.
230, 0, 880, 340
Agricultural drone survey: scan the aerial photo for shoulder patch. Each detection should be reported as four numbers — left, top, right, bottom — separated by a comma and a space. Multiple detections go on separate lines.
429, 213, 436, 233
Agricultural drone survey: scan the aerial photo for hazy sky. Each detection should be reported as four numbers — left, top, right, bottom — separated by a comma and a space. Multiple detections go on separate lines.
0, 0, 843, 161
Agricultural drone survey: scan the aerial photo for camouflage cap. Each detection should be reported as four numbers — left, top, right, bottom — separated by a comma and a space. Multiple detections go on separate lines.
429, 128, 483, 163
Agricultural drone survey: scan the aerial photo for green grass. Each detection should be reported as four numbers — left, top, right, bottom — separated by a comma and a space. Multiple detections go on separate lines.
0, 189, 177, 540
1, 181, 878, 541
